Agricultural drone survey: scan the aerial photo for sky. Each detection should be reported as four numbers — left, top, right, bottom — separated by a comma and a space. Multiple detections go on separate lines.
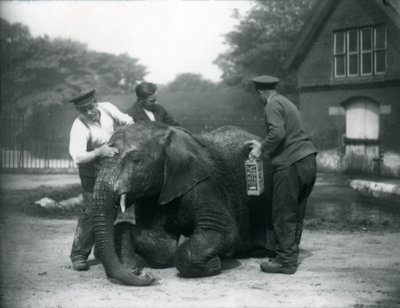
1, 0, 253, 84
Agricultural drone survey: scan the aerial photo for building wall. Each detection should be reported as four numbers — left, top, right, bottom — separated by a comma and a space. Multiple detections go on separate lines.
297, 0, 400, 86
300, 85, 400, 152
294, 0, 400, 174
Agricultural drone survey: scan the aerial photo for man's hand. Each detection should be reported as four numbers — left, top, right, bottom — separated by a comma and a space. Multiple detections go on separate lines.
96, 144, 119, 158
245, 139, 262, 159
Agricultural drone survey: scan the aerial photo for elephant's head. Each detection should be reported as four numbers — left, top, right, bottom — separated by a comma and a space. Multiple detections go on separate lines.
92, 122, 211, 285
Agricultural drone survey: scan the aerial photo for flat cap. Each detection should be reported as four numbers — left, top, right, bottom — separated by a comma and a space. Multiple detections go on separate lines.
68, 89, 96, 107
251, 75, 280, 90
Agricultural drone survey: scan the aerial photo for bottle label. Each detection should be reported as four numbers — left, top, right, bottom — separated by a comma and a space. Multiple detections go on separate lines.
245, 159, 264, 196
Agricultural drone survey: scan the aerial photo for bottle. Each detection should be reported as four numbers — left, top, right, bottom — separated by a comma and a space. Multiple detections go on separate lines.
245, 158, 264, 196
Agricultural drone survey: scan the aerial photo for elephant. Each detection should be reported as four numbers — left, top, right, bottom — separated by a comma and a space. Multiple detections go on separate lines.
91, 122, 272, 286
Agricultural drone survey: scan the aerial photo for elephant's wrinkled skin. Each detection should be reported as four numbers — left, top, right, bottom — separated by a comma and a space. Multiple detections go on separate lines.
92, 122, 271, 286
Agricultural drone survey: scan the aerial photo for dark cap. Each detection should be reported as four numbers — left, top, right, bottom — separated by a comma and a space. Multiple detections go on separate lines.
251, 75, 280, 90
68, 89, 96, 107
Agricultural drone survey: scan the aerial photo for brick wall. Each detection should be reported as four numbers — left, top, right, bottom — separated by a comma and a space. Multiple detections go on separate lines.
300, 85, 400, 152
297, 0, 400, 86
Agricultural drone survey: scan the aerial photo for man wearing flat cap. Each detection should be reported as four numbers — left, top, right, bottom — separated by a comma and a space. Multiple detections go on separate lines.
246, 75, 317, 275
68, 89, 134, 271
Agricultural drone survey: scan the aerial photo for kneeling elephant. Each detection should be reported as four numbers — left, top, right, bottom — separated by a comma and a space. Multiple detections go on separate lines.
91, 122, 271, 286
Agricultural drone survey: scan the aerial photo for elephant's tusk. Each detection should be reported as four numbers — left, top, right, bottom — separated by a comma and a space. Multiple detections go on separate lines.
120, 193, 127, 213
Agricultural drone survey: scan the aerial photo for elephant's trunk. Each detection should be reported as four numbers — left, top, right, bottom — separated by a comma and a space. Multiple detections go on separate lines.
92, 180, 155, 286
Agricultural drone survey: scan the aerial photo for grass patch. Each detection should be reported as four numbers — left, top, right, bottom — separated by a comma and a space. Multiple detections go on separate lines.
1, 184, 82, 219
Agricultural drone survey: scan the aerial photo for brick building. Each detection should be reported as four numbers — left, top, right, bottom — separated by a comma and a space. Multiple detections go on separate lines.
285, 0, 400, 175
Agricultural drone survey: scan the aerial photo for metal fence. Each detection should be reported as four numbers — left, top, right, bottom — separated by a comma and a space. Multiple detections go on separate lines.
1, 114, 265, 173
0, 115, 76, 173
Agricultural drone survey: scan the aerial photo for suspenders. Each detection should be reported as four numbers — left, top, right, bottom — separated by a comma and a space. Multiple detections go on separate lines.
77, 105, 114, 188
78, 105, 114, 151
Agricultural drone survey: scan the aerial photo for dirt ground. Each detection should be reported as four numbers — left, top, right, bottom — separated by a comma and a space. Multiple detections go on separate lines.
1, 174, 400, 308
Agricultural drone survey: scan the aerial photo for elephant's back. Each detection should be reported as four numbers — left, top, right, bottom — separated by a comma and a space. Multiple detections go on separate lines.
201, 125, 262, 147
198, 126, 270, 253
199, 125, 265, 195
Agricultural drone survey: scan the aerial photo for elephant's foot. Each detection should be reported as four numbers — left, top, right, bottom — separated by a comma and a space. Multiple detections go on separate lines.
175, 230, 224, 278
181, 256, 221, 278
176, 254, 222, 278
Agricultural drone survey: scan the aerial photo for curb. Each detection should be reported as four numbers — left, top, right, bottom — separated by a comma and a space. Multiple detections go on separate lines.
350, 179, 400, 200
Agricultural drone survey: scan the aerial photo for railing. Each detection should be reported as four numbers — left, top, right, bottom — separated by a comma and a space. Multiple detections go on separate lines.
0, 114, 265, 173
0, 115, 76, 173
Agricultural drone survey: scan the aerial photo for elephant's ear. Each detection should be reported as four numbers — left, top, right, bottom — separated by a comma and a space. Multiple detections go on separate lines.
158, 127, 210, 205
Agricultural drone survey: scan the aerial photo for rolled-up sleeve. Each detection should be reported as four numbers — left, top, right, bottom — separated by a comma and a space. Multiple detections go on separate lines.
102, 102, 134, 125
69, 119, 90, 164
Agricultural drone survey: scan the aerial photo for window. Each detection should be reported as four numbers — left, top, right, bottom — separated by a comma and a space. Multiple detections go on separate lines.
334, 31, 346, 77
361, 28, 372, 75
333, 25, 386, 78
374, 25, 387, 74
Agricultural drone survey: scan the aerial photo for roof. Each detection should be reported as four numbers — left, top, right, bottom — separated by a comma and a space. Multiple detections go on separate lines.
284, 0, 400, 70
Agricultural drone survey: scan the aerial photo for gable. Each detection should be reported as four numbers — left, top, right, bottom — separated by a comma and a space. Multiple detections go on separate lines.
285, 0, 400, 71
290, 0, 400, 88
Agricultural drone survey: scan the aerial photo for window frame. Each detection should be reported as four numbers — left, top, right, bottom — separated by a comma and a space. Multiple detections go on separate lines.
333, 31, 346, 78
333, 25, 386, 78
374, 26, 387, 75
347, 29, 359, 77
360, 27, 373, 76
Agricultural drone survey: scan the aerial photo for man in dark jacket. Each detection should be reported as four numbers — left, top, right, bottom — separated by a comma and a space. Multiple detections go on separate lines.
246, 75, 317, 274
126, 82, 180, 126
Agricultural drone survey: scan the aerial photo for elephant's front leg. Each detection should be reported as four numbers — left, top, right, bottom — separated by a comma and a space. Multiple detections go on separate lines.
175, 230, 227, 278
114, 222, 137, 270
134, 228, 179, 269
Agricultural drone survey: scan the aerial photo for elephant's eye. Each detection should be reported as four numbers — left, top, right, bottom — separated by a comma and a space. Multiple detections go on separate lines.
127, 151, 142, 163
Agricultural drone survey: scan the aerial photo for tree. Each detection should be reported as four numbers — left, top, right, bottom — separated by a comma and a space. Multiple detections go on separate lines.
215, 0, 316, 93
165, 73, 216, 92
0, 18, 147, 114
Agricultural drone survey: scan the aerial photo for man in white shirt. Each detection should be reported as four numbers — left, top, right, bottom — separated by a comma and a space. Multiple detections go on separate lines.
68, 89, 134, 271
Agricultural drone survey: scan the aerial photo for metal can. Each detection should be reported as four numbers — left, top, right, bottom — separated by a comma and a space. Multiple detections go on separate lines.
245, 158, 264, 196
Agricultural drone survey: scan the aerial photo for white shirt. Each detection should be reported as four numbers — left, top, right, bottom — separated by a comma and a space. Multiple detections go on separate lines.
143, 108, 156, 121
69, 102, 133, 164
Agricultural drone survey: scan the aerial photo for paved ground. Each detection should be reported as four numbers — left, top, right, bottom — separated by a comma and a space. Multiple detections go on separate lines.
1, 173, 400, 308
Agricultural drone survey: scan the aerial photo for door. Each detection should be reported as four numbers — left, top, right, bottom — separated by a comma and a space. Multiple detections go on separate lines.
343, 97, 380, 174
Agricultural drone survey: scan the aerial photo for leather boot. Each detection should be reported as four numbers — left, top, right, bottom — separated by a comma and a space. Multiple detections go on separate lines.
72, 259, 89, 271
260, 259, 296, 274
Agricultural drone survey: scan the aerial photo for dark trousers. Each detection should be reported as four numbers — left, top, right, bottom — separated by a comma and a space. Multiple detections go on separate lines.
70, 165, 96, 262
272, 154, 316, 267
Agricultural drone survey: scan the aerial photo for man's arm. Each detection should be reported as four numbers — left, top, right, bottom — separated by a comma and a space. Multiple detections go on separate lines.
69, 120, 118, 165
260, 102, 286, 155
247, 101, 285, 159
73, 145, 118, 165
101, 102, 134, 126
